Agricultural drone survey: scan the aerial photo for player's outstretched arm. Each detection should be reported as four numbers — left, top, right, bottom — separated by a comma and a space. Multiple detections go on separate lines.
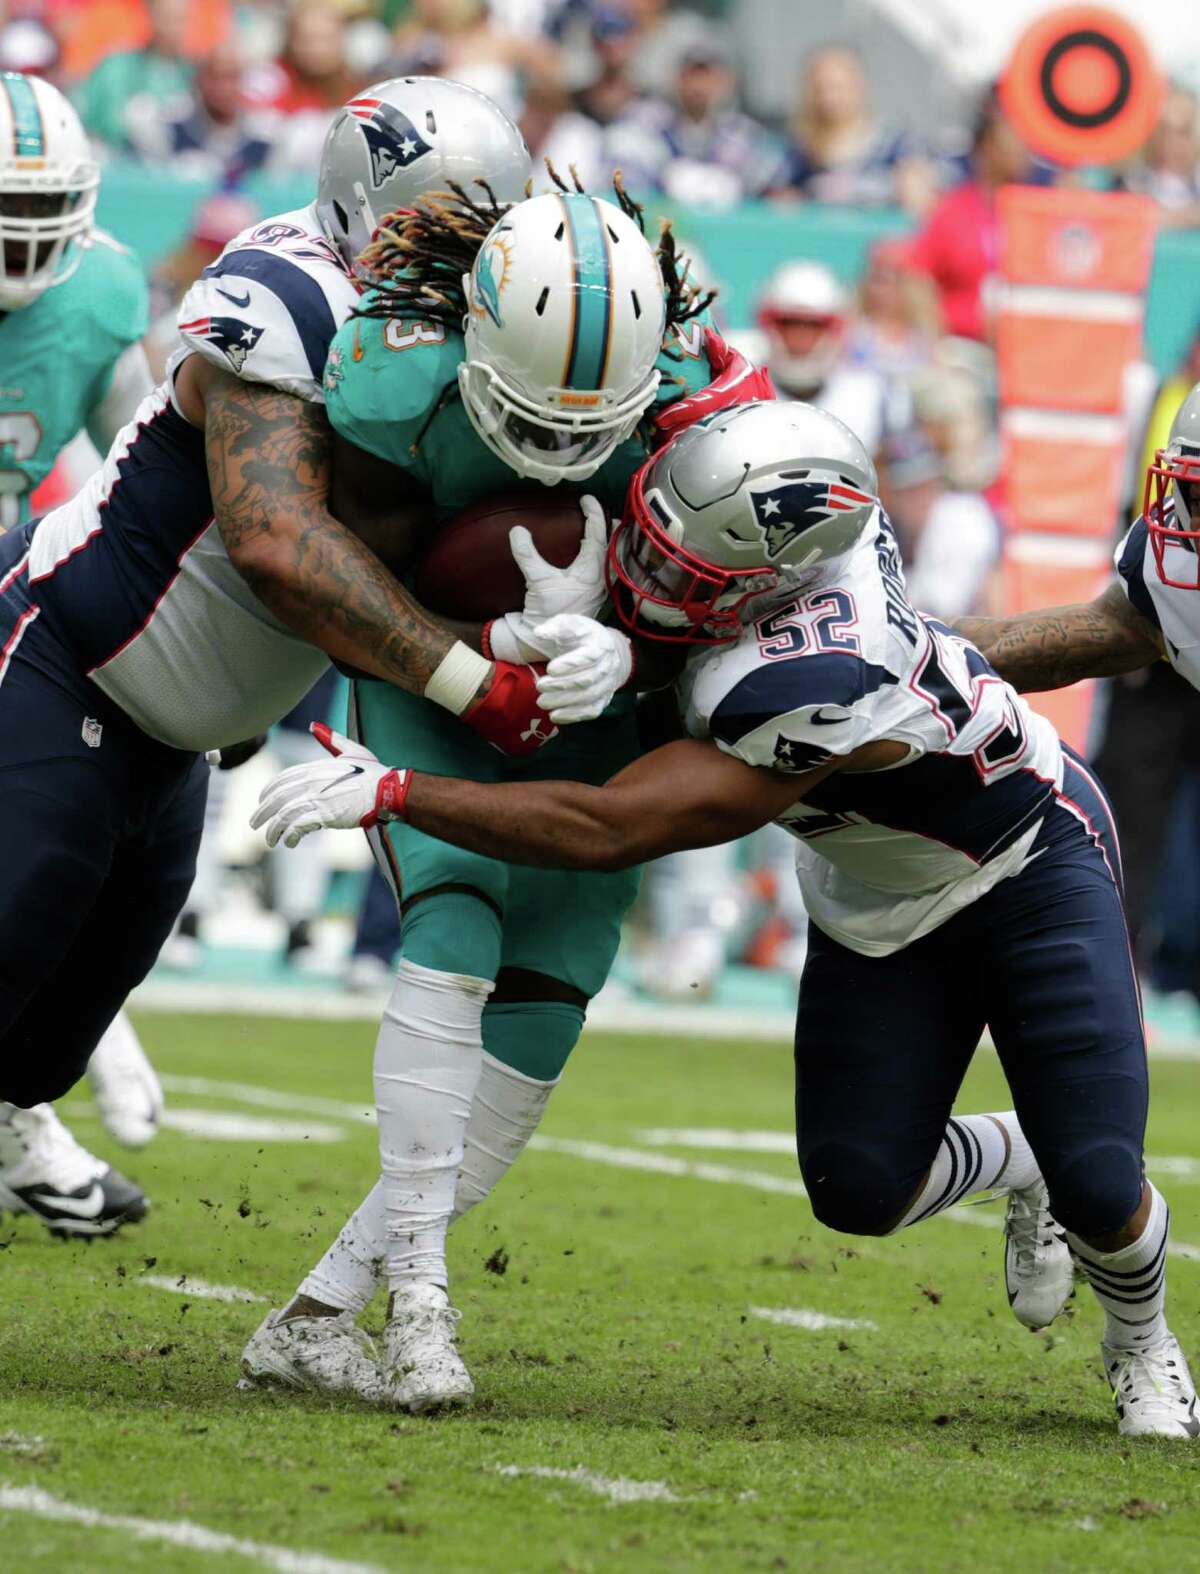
201, 366, 464, 697
254, 729, 834, 870
953, 583, 1163, 692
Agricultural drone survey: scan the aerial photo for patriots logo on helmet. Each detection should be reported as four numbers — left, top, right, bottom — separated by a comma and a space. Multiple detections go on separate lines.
750, 477, 874, 560
180, 316, 265, 373
347, 97, 432, 188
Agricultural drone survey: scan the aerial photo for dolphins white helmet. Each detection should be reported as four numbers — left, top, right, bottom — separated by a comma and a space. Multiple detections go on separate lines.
607, 399, 878, 643
0, 71, 98, 311
458, 191, 668, 484
316, 77, 531, 275
1146, 381, 1200, 589
756, 261, 848, 399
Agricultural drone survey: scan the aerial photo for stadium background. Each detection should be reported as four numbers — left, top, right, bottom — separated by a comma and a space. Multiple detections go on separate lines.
8, 5, 1200, 1570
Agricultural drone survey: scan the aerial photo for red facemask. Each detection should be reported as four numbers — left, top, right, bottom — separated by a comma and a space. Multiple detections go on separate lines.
605, 457, 776, 644
1145, 448, 1200, 590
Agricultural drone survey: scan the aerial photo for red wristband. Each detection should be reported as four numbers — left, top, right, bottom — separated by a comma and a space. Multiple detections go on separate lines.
366, 767, 412, 826
480, 620, 496, 661
464, 660, 559, 755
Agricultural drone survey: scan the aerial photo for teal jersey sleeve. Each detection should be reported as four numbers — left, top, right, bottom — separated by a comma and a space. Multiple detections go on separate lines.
77, 232, 150, 413
323, 303, 463, 477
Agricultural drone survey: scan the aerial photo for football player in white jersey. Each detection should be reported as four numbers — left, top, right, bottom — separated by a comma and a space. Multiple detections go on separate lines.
259, 400, 1198, 1439
0, 77, 578, 1248
0, 71, 168, 1235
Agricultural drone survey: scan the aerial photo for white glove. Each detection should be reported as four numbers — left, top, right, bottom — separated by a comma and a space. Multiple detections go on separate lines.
250, 724, 410, 849
532, 613, 634, 724
87, 1013, 164, 1149
510, 493, 610, 624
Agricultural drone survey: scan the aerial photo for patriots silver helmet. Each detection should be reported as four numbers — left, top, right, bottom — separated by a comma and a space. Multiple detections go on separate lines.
608, 400, 878, 643
316, 77, 531, 275
1146, 380, 1200, 590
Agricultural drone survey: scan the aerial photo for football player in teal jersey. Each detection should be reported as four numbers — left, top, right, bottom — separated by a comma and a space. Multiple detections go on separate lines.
241, 176, 773, 1409
0, 72, 162, 1235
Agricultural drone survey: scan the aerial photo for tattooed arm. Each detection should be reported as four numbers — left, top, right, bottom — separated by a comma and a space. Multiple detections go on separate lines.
953, 583, 1164, 692
195, 362, 477, 697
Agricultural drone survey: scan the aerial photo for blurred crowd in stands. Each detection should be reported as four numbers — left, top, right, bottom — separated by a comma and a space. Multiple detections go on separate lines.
6, 0, 1200, 1012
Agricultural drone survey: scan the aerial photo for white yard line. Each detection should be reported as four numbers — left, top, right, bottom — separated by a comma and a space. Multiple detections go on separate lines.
637, 1130, 1200, 1182
159, 1075, 375, 1125
533, 1136, 1200, 1263
749, 1306, 878, 1332
160, 1109, 347, 1144
528, 1136, 808, 1198
139, 1275, 268, 1304
0, 1484, 383, 1574
131, 974, 1200, 1058
491, 1464, 687, 1504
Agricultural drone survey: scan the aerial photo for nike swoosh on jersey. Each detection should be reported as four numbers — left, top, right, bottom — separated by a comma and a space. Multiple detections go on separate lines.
23, 1183, 105, 1218
216, 286, 252, 308
810, 709, 848, 726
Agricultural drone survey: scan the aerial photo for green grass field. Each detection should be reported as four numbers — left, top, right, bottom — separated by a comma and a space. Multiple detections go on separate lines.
4, 1011, 1200, 1572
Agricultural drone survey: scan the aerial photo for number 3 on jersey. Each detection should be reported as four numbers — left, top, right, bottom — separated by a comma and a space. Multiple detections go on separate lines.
0, 411, 42, 530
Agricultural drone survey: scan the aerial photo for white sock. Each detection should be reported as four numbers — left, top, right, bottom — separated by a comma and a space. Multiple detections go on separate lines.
894, 1112, 1038, 1231
297, 1181, 386, 1314
1068, 1183, 1169, 1352
375, 958, 492, 1293
453, 1053, 559, 1220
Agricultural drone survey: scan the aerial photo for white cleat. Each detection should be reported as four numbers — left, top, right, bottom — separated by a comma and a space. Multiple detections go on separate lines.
1004, 1178, 1074, 1330
87, 1013, 164, 1149
382, 1282, 473, 1414
0, 1104, 147, 1237
1104, 1334, 1200, 1439
238, 1309, 384, 1402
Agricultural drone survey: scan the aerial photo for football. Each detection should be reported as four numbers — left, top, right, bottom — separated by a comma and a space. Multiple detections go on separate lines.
413, 492, 589, 621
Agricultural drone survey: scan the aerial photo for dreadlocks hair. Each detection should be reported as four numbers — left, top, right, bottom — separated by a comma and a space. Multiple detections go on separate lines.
353, 165, 717, 340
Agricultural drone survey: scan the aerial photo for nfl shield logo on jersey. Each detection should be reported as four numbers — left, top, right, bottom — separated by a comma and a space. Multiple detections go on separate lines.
178, 316, 265, 374
346, 97, 432, 187
751, 478, 875, 560
81, 717, 102, 749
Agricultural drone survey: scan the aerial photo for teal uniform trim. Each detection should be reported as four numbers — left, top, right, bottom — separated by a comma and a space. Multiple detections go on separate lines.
559, 194, 612, 390
1, 72, 43, 158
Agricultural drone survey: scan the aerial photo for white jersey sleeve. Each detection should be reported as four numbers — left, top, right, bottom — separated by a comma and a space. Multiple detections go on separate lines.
175, 206, 360, 403
1114, 516, 1200, 689
681, 516, 1062, 957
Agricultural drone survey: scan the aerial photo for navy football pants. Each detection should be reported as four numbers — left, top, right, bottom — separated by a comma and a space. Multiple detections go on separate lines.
795, 752, 1147, 1239
0, 587, 205, 1106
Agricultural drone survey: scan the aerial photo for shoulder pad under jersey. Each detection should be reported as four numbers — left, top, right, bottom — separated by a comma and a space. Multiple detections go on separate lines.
706, 636, 896, 773
322, 300, 461, 469
176, 208, 359, 402
71, 229, 149, 350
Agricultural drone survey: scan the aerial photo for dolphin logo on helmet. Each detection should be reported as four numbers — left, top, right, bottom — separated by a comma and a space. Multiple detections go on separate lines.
346, 97, 433, 188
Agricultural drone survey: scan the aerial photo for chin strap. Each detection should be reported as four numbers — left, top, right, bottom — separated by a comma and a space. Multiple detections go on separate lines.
652, 327, 776, 443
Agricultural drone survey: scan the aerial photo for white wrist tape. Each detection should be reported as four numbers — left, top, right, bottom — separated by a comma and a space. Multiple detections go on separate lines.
424, 641, 493, 716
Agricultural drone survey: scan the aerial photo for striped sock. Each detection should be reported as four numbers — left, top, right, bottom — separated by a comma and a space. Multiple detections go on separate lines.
894, 1112, 1036, 1231
1068, 1183, 1169, 1352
